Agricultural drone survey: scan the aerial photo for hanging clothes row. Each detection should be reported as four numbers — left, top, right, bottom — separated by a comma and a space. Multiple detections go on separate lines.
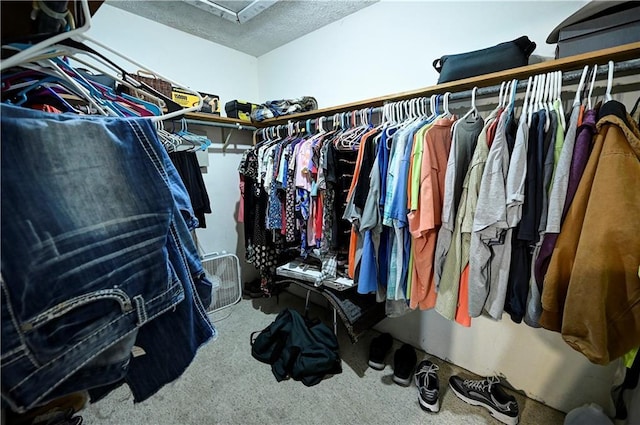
239, 113, 366, 295
241, 60, 640, 365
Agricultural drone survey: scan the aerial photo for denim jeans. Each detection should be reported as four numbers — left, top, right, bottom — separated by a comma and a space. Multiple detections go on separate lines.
1, 104, 215, 412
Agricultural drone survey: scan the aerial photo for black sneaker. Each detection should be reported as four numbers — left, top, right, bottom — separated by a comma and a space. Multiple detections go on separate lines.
449, 375, 519, 425
393, 343, 417, 386
368, 333, 392, 370
415, 360, 440, 412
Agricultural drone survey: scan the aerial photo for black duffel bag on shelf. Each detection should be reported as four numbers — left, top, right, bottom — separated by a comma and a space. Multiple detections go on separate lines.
433, 36, 537, 84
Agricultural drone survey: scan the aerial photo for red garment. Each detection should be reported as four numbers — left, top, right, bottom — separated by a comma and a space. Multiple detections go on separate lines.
455, 264, 472, 327
237, 176, 245, 223
486, 109, 503, 147
30, 104, 63, 114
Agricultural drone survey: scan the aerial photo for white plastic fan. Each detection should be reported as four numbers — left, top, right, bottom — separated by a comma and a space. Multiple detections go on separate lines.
201, 252, 242, 313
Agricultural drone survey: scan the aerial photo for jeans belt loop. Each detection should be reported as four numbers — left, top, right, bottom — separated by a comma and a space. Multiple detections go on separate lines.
133, 295, 148, 327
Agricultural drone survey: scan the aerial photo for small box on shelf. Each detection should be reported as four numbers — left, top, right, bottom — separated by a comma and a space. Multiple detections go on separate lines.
172, 87, 220, 115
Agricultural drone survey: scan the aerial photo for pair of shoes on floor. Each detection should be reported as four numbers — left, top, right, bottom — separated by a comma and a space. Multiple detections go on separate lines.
449, 375, 519, 425
368, 333, 416, 386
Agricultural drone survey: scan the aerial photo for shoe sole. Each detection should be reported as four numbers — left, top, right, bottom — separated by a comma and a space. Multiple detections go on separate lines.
449, 383, 519, 425
393, 375, 412, 386
368, 360, 386, 370
418, 396, 440, 413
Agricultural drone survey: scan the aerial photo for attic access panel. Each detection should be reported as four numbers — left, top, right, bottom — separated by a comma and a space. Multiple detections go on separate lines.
185, 0, 278, 24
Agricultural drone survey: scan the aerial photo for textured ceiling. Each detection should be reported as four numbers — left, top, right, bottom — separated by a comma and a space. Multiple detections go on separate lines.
106, 0, 378, 57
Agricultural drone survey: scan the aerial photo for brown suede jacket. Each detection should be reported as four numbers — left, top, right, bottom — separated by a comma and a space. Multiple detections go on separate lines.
541, 100, 640, 365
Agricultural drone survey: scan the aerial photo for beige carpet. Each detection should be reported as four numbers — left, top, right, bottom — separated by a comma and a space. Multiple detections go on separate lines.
82, 292, 565, 425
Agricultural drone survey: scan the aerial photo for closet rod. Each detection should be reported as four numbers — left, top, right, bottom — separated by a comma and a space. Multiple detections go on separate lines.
183, 119, 257, 131
259, 58, 640, 130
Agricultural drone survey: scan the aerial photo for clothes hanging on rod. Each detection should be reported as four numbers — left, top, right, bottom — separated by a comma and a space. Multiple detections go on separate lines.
241, 60, 640, 365
169, 151, 212, 228
238, 117, 362, 296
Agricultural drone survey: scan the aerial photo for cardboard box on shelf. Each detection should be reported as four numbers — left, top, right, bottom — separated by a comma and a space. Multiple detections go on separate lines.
172, 87, 220, 115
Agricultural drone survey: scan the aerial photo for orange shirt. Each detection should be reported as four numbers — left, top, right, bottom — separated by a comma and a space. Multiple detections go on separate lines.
346, 128, 379, 277
409, 117, 455, 309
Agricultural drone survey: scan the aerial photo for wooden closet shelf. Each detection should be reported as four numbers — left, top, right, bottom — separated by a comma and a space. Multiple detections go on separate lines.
259, 42, 640, 126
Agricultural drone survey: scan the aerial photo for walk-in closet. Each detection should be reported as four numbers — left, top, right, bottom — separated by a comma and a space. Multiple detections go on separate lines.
2, 1, 639, 424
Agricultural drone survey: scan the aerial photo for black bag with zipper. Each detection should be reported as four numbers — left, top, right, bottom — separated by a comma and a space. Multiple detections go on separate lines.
433, 36, 537, 84
251, 308, 342, 386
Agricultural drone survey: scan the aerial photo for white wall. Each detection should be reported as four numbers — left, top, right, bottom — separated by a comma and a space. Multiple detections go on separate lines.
258, 1, 588, 106
257, 0, 621, 414
89, 5, 258, 276
89, 4, 258, 107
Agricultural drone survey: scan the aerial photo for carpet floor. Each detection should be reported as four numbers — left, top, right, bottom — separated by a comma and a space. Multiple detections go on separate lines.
82, 292, 565, 425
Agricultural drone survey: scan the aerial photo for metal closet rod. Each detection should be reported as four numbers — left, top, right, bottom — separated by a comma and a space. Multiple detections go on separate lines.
183, 119, 257, 131
261, 58, 640, 130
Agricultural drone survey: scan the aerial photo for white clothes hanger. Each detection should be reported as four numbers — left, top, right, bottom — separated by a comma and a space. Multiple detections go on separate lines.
498, 81, 506, 108
528, 75, 538, 127
556, 70, 566, 131
508, 78, 517, 111
543, 72, 551, 132
573, 65, 590, 107
522, 76, 532, 123
442, 92, 452, 118
588, 64, 598, 110
605, 60, 614, 103
461, 86, 479, 121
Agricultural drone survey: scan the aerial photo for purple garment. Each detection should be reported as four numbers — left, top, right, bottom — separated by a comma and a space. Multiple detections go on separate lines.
533, 109, 598, 286
563, 109, 598, 220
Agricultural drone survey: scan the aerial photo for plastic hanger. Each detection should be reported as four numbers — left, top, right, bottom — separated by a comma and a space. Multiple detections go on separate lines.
542, 73, 551, 132
503, 81, 512, 109
588, 64, 598, 111
605, 60, 614, 103
461, 86, 479, 121
498, 81, 506, 108
508, 78, 518, 114
521, 76, 532, 124
427, 95, 437, 120
527, 75, 537, 127
555, 70, 566, 131
573, 65, 589, 107
442, 92, 452, 118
